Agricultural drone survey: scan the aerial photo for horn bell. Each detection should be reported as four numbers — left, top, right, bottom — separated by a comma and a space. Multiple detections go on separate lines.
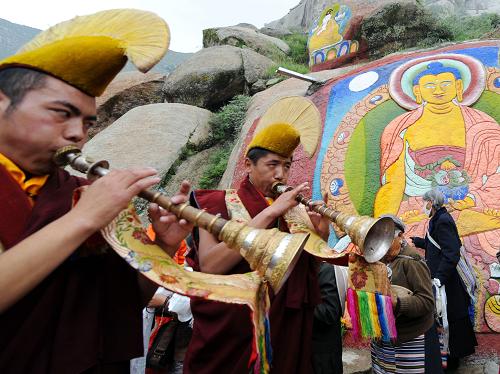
219, 220, 308, 293
335, 213, 395, 263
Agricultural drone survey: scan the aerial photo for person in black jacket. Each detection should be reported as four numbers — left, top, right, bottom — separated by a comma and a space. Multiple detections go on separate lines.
312, 262, 343, 374
411, 188, 477, 371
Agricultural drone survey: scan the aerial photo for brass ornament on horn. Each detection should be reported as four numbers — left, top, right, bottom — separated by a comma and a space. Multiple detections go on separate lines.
53, 146, 309, 292
271, 182, 395, 263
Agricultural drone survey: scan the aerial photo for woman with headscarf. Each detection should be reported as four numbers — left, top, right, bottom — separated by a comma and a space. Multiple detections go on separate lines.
370, 214, 442, 373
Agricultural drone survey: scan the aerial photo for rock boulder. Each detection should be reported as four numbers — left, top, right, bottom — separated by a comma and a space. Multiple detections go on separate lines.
265, 0, 414, 32
203, 26, 290, 59
93, 71, 165, 138
259, 27, 293, 39
84, 103, 213, 174
163, 46, 274, 110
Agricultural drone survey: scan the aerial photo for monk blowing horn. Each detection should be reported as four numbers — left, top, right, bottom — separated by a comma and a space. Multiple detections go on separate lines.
271, 182, 395, 263
53, 146, 309, 292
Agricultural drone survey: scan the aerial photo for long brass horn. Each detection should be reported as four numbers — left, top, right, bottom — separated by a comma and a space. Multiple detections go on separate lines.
54, 146, 308, 292
271, 182, 394, 263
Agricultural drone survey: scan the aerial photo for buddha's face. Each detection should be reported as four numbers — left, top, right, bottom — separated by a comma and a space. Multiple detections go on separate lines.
413, 72, 463, 105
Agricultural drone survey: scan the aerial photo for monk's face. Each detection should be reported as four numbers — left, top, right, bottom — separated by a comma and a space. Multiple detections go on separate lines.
245, 152, 292, 197
414, 72, 462, 105
0, 75, 96, 175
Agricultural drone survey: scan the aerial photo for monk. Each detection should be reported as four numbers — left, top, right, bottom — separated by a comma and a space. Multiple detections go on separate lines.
0, 10, 192, 373
374, 61, 500, 261
183, 123, 330, 373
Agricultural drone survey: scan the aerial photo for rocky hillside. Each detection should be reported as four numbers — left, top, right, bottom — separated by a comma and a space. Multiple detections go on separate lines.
266, 0, 500, 32
0, 18, 191, 74
265, 0, 410, 31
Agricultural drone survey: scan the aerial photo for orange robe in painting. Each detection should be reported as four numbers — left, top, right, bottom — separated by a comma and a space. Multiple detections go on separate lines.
379, 105, 500, 295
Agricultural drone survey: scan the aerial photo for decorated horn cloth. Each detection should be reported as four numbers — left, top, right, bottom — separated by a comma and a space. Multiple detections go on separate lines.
346, 254, 397, 342
100, 203, 272, 374
100, 190, 396, 374
224, 190, 397, 343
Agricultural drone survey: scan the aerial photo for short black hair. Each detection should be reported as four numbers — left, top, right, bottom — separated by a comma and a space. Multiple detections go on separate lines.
0, 68, 47, 113
246, 147, 272, 165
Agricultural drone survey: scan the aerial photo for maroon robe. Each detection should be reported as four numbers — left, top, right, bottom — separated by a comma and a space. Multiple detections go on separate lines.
0, 165, 151, 374
184, 177, 321, 374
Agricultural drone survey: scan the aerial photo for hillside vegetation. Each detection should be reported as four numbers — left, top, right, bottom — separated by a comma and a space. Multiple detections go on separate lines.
265, 32, 310, 78
362, 3, 500, 59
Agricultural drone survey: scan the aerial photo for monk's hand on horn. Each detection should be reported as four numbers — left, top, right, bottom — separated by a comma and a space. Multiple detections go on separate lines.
307, 193, 330, 242
268, 182, 309, 218
73, 167, 160, 231
148, 180, 193, 257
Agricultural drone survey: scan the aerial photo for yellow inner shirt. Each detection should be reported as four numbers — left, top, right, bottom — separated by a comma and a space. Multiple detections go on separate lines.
0, 153, 48, 203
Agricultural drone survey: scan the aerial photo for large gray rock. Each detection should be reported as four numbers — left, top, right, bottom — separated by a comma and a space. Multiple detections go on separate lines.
361, 3, 454, 60
233, 23, 258, 30
93, 71, 165, 138
265, 0, 500, 33
259, 27, 293, 39
163, 46, 274, 110
83, 103, 212, 174
203, 26, 290, 58
241, 49, 274, 87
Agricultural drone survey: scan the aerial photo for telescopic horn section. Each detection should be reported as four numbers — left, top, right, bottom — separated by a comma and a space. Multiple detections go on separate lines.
53, 146, 309, 292
271, 182, 394, 263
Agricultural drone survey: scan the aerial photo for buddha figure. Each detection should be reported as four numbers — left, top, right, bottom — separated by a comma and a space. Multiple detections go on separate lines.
308, 5, 344, 53
374, 61, 500, 260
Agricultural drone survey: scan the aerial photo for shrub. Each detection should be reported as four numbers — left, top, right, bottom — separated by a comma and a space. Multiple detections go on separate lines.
265, 33, 309, 79
439, 13, 500, 41
282, 33, 309, 65
198, 146, 232, 189
202, 95, 250, 148
361, 3, 453, 59
195, 95, 250, 188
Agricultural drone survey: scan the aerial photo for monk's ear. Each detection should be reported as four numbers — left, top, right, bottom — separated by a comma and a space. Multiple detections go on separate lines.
0, 90, 11, 116
456, 79, 464, 102
244, 157, 253, 174
413, 86, 422, 104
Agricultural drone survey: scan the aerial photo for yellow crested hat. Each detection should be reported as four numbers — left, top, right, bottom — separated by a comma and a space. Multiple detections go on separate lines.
0, 9, 170, 97
247, 96, 322, 159
247, 122, 300, 158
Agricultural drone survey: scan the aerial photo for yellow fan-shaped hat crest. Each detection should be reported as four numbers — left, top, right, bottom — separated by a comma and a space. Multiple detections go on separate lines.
0, 9, 170, 96
247, 96, 322, 158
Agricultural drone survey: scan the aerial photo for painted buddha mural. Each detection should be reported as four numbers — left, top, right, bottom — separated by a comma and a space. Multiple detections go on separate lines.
318, 48, 500, 331
375, 58, 500, 258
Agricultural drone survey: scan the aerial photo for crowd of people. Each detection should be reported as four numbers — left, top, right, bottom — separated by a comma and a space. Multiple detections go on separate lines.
0, 9, 480, 374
